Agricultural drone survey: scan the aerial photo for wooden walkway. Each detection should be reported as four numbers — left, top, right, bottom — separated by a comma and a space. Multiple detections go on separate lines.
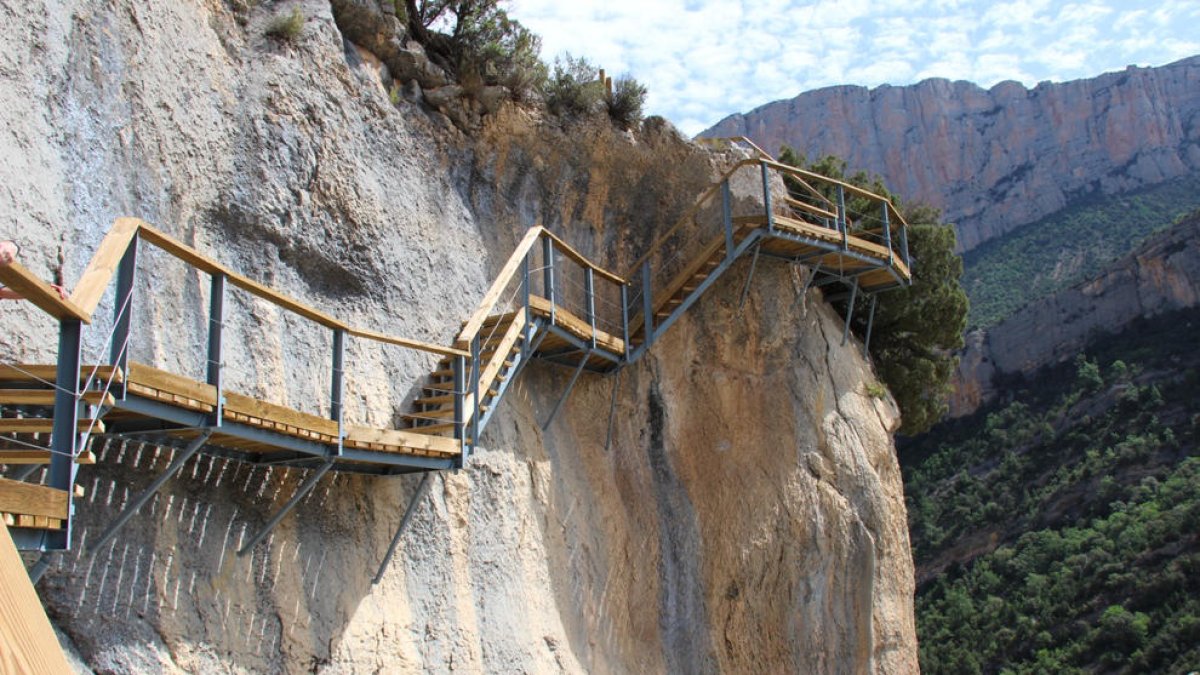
0, 153, 911, 553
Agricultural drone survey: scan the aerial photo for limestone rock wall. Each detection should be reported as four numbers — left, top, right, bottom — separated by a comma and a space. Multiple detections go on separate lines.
702, 57, 1200, 253
0, 1, 917, 672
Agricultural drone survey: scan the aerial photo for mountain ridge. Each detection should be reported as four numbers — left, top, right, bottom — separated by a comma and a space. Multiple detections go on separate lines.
701, 55, 1200, 252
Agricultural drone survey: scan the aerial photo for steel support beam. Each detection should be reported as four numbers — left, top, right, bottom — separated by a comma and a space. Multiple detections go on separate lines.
864, 294, 878, 353
89, 430, 213, 556
541, 352, 591, 430
738, 242, 762, 312
842, 278, 859, 346
237, 460, 334, 556
373, 471, 435, 584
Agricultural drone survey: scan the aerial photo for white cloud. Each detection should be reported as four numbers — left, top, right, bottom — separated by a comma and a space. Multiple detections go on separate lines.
508, 0, 1200, 136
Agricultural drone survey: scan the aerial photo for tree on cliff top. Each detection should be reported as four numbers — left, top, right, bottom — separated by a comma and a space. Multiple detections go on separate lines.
778, 148, 969, 435
402, 0, 546, 99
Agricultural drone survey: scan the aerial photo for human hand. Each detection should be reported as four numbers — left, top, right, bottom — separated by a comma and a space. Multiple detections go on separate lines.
0, 241, 16, 265
51, 284, 67, 300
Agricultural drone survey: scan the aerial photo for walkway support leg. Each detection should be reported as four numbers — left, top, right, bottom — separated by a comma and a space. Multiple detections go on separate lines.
238, 460, 334, 556
864, 294, 878, 353
89, 430, 213, 557
738, 243, 762, 312
842, 279, 859, 346
372, 472, 434, 584
542, 352, 591, 431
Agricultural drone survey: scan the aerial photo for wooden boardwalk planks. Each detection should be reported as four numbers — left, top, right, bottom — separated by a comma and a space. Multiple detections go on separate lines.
0, 521, 73, 674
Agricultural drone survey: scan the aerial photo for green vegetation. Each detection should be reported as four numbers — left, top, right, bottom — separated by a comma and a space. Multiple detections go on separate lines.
778, 149, 969, 435
906, 307, 1200, 673
400, 2, 647, 124
544, 55, 604, 117
962, 174, 1200, 328
606, 76, 648, 129
402, 0, 546, 102
265, 7, 304, 43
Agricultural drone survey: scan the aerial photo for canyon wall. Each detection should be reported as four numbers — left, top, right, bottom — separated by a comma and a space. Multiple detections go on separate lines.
0, 0, 917, 672
702, 57, 1200, 252
949, 211, 1200, 416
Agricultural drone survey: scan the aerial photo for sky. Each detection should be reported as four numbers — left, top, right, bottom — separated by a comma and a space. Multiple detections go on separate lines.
507, 0, 1200, 136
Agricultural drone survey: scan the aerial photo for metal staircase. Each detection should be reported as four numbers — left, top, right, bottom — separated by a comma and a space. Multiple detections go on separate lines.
0, 150, 912, 581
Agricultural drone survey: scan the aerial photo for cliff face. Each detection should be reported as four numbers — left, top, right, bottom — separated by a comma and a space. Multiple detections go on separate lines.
701, 58, 1200, 252
0, 1, 917, 673
950, 212, 1200, 416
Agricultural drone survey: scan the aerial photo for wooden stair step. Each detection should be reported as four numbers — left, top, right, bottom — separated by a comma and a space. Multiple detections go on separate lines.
424, 383, 500, 397
0, 450, 97, 465
404, 406, 488, 421
0, 418, 105, 434
0, 390, 116, 408
407, 422, 458, 435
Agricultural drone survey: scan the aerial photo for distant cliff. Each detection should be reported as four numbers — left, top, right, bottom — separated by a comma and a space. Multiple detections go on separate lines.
950, 211, 1200, 416
702, 57, 1200, 252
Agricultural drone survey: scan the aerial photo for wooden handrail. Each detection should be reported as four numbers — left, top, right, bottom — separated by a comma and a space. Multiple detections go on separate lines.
49, 217, 467, 358
456, 226, 545, 348
0, 262, 90, 323
784, 196, 839, 221
541, 229, 626, 285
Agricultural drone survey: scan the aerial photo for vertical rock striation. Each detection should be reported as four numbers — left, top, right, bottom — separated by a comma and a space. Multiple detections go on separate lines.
702, 57, 1200, 252
0, 0, 917, 671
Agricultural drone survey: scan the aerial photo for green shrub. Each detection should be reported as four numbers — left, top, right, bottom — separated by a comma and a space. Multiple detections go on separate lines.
606, 76, 647, 129
265, 7, 304, 43
545, 54, 603, 117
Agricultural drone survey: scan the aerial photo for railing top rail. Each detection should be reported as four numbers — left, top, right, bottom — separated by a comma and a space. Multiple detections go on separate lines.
0, 261, 90, 323
542, 229, 626, 285
625, 156, 910, 277
59, 217, 468, 358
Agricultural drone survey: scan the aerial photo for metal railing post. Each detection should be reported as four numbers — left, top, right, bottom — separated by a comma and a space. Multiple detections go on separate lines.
722, 179, 734, 260
47, 319, 83, 550
620, 283, 630, 363
110, 235, 138, 400
470, 335, 480, 456
206, 273, 225, 427
542, 236, 556, 325
452, 354, 465, 468
837, 185, 848, 250
585, 267, 596, 349
881, 203, 893, 264
641, 260, 654, 345
522, 250, 532, 359
760, 161, 774, 231
330, 328, 345, 456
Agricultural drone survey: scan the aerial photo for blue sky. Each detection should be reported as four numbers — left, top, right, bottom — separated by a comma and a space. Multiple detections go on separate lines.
508, 0, 1200, 136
